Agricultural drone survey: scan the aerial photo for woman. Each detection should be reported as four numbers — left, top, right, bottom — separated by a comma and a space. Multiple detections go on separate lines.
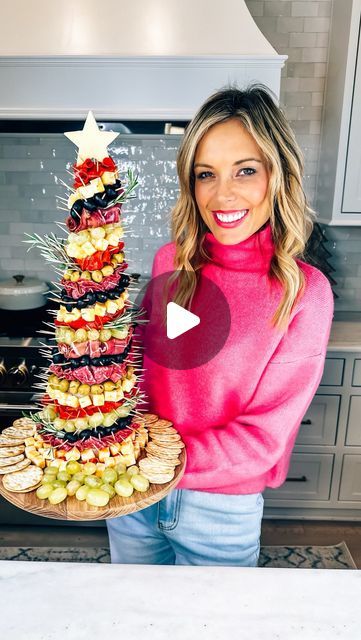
106, 84, 334, 566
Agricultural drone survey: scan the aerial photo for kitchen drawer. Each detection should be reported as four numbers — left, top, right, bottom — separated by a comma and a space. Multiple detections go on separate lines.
263, 453, 334, 501
319, 358, 345, 386
295, 394, 340, 446
352, 359, 361, 386
346, 396, 361, 445
339, 455, 361, 501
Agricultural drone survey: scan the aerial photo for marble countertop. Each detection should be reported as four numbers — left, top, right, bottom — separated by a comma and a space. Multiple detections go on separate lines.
0, 561, 359, 639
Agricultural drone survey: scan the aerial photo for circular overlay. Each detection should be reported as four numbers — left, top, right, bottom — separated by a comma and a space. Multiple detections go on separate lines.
133, 271, 231, 370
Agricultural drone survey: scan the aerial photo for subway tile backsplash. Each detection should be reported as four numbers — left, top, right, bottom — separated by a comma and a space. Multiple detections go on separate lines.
0, 0, 360, 312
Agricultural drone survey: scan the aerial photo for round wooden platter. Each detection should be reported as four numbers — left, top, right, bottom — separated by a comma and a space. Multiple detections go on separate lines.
0, 449, 186, 521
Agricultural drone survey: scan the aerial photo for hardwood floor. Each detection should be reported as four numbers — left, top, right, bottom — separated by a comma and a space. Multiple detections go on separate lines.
0, 520, 360, 568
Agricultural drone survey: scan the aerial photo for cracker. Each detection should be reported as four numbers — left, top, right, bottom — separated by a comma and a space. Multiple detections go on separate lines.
152, 419, 173, 429
12, 417, 36, 428
141, 413, 159, 424
0, 437, 25, 447
0, 454, 24, 467
141, 470, 175, 484
0, 458, 31, 474
0, 445, 25, 458
2, 465, 43, 492
2, 427, 35, 438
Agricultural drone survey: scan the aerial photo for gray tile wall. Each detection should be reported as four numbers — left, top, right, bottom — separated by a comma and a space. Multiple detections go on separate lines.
0, 0, 358, 311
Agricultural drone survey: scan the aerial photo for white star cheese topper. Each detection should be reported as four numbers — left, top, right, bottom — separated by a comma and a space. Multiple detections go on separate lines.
64, 111, 119, 164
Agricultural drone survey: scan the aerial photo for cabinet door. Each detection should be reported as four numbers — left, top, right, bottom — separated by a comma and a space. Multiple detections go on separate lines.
296, 394, 340, 446
346, 396, 361, 444
263, 453, 334, 501
342, 18, 361, 213
339, 455, 361, 501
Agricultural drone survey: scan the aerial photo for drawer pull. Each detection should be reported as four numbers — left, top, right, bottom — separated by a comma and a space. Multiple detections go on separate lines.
301, 419, 312, 425
286, 475, 307, 482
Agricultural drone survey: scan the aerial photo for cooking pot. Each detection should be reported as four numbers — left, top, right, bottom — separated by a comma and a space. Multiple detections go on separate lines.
0, 274, 48, 311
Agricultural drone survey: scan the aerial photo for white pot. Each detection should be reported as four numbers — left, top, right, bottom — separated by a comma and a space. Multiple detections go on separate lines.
0, 274, 48, 310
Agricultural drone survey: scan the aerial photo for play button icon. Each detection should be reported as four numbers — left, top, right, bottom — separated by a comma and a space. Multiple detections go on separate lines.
167, 302, 200, 339
133, 270, 231, 370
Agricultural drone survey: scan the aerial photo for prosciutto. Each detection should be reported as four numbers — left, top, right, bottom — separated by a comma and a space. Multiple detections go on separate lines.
66, 204, 122, 233
50, 362, 128, 385
57, 329, 133, 360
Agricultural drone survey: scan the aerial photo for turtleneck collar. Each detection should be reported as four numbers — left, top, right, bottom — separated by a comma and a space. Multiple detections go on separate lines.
202, 220, 275, 273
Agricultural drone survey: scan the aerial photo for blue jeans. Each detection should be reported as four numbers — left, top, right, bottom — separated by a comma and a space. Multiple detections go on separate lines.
106, 489, 264, 566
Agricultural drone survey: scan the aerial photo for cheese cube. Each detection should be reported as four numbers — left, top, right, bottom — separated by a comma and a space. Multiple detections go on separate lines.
98, 447, 110, 462
79, 395, 92, 409
101, 171, 117, 185
104, 390, 118, 403
94, 302, 106, 317
65, 447, 81, 461
68, 191, 81, 208
24, 437, 37, 447
95, 463, 106, 477
93, 238, 108, 252
81, 241, 96, 257
105, 299, 118, 315
92, 393, 105, 407
104, 457, 116, 467
82, 307, 96, 322
55, 449, 67, 459
80, 448, 95, 462
65, 393, 79, 408
109, 443, 121, 455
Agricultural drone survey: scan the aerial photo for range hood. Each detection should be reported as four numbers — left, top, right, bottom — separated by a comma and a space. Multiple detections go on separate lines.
0, 0, 286, 120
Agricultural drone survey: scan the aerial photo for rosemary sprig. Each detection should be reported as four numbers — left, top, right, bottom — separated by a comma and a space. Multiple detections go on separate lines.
104, 167, 139, 209
23, 232, 79, 273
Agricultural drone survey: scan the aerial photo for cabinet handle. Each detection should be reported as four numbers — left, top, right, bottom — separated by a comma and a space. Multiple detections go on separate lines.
301, 419, 312, 425
286, 475, 307, 482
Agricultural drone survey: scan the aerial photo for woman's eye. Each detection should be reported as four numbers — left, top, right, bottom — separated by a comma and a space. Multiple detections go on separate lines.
195, 167, 256, 180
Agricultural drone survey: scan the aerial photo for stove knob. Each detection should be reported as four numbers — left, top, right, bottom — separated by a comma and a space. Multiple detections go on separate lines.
0, 359, 6, 385
8, 360, 29, 386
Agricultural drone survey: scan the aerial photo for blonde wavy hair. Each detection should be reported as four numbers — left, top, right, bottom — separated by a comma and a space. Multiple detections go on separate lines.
162, 82, 316, 332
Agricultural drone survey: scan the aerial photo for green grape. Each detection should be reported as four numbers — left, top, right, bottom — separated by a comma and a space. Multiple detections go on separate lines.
102, 468, 117, 485
126, 465, 139, 477
66, 461, 81, 475
52, 479, 67, 488
75, 485, 90, 501
83, 462, 97, 476
84, 475, 102, 488
86, 488, 110, 507
41, 476, 55, 485
88, 413, 104, 428
114, 478, 134, 498
36, 484, 54, 500
130, 474, 150, 493
115, 463, 126, 475
66, 479, 81, 496
44, 467, 58, 476
72, 472, 85, 483
48, 487, 67, 505
100, 483, 116, 498
64, 422, 76, 433
57, 471, 71, 483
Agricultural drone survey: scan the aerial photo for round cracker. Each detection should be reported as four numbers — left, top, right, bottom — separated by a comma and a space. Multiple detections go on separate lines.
0, 437, 25, 447
0, 445, 25, 458
141, 413, 159, 424
0, 454, 24, 467
0, 458, 30, 474
12, 417, 35, 428
2, 465, 43, 492
2, 427, 35, 438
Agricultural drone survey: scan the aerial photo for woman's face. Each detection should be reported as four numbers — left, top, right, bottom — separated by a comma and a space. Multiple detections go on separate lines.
193, 118, 271, 245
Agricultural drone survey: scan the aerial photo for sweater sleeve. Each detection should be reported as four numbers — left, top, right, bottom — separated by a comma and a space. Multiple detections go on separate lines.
181, 270, 335, 491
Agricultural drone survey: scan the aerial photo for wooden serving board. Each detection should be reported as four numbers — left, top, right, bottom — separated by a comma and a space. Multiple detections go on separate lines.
0, 449, 186, 521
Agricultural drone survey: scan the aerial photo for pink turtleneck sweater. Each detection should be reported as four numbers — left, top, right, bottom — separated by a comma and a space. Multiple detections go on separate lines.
135, 222, 334, 494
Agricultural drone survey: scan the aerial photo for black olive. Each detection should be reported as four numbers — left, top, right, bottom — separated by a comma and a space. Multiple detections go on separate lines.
76, 299, 87, 310
52, 353, 63, 364
107, 290, 118, 300
83, 199, 97, 212
105, 185, 117, 198
66, 433, 77, 443
79, 355, 90, 366
81, 429, 92, 439
70, 207, 81, 221
97, 357, 107, 367
97, 427, 107, 437
70, 358, 79, 367
73, 199, 83, 213
96, 292, 108, 303
93, 194, 107, 208
115, 179, 122, 189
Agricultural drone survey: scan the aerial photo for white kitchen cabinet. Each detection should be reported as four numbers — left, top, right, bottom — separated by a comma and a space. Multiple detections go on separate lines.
263, 353, 361, 520
316, 0, 361, 224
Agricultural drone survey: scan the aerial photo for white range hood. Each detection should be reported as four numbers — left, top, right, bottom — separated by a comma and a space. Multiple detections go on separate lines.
0, 0, 286, 120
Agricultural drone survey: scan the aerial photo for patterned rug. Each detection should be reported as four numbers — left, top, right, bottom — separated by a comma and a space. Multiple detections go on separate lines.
0, 541, 356, 569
